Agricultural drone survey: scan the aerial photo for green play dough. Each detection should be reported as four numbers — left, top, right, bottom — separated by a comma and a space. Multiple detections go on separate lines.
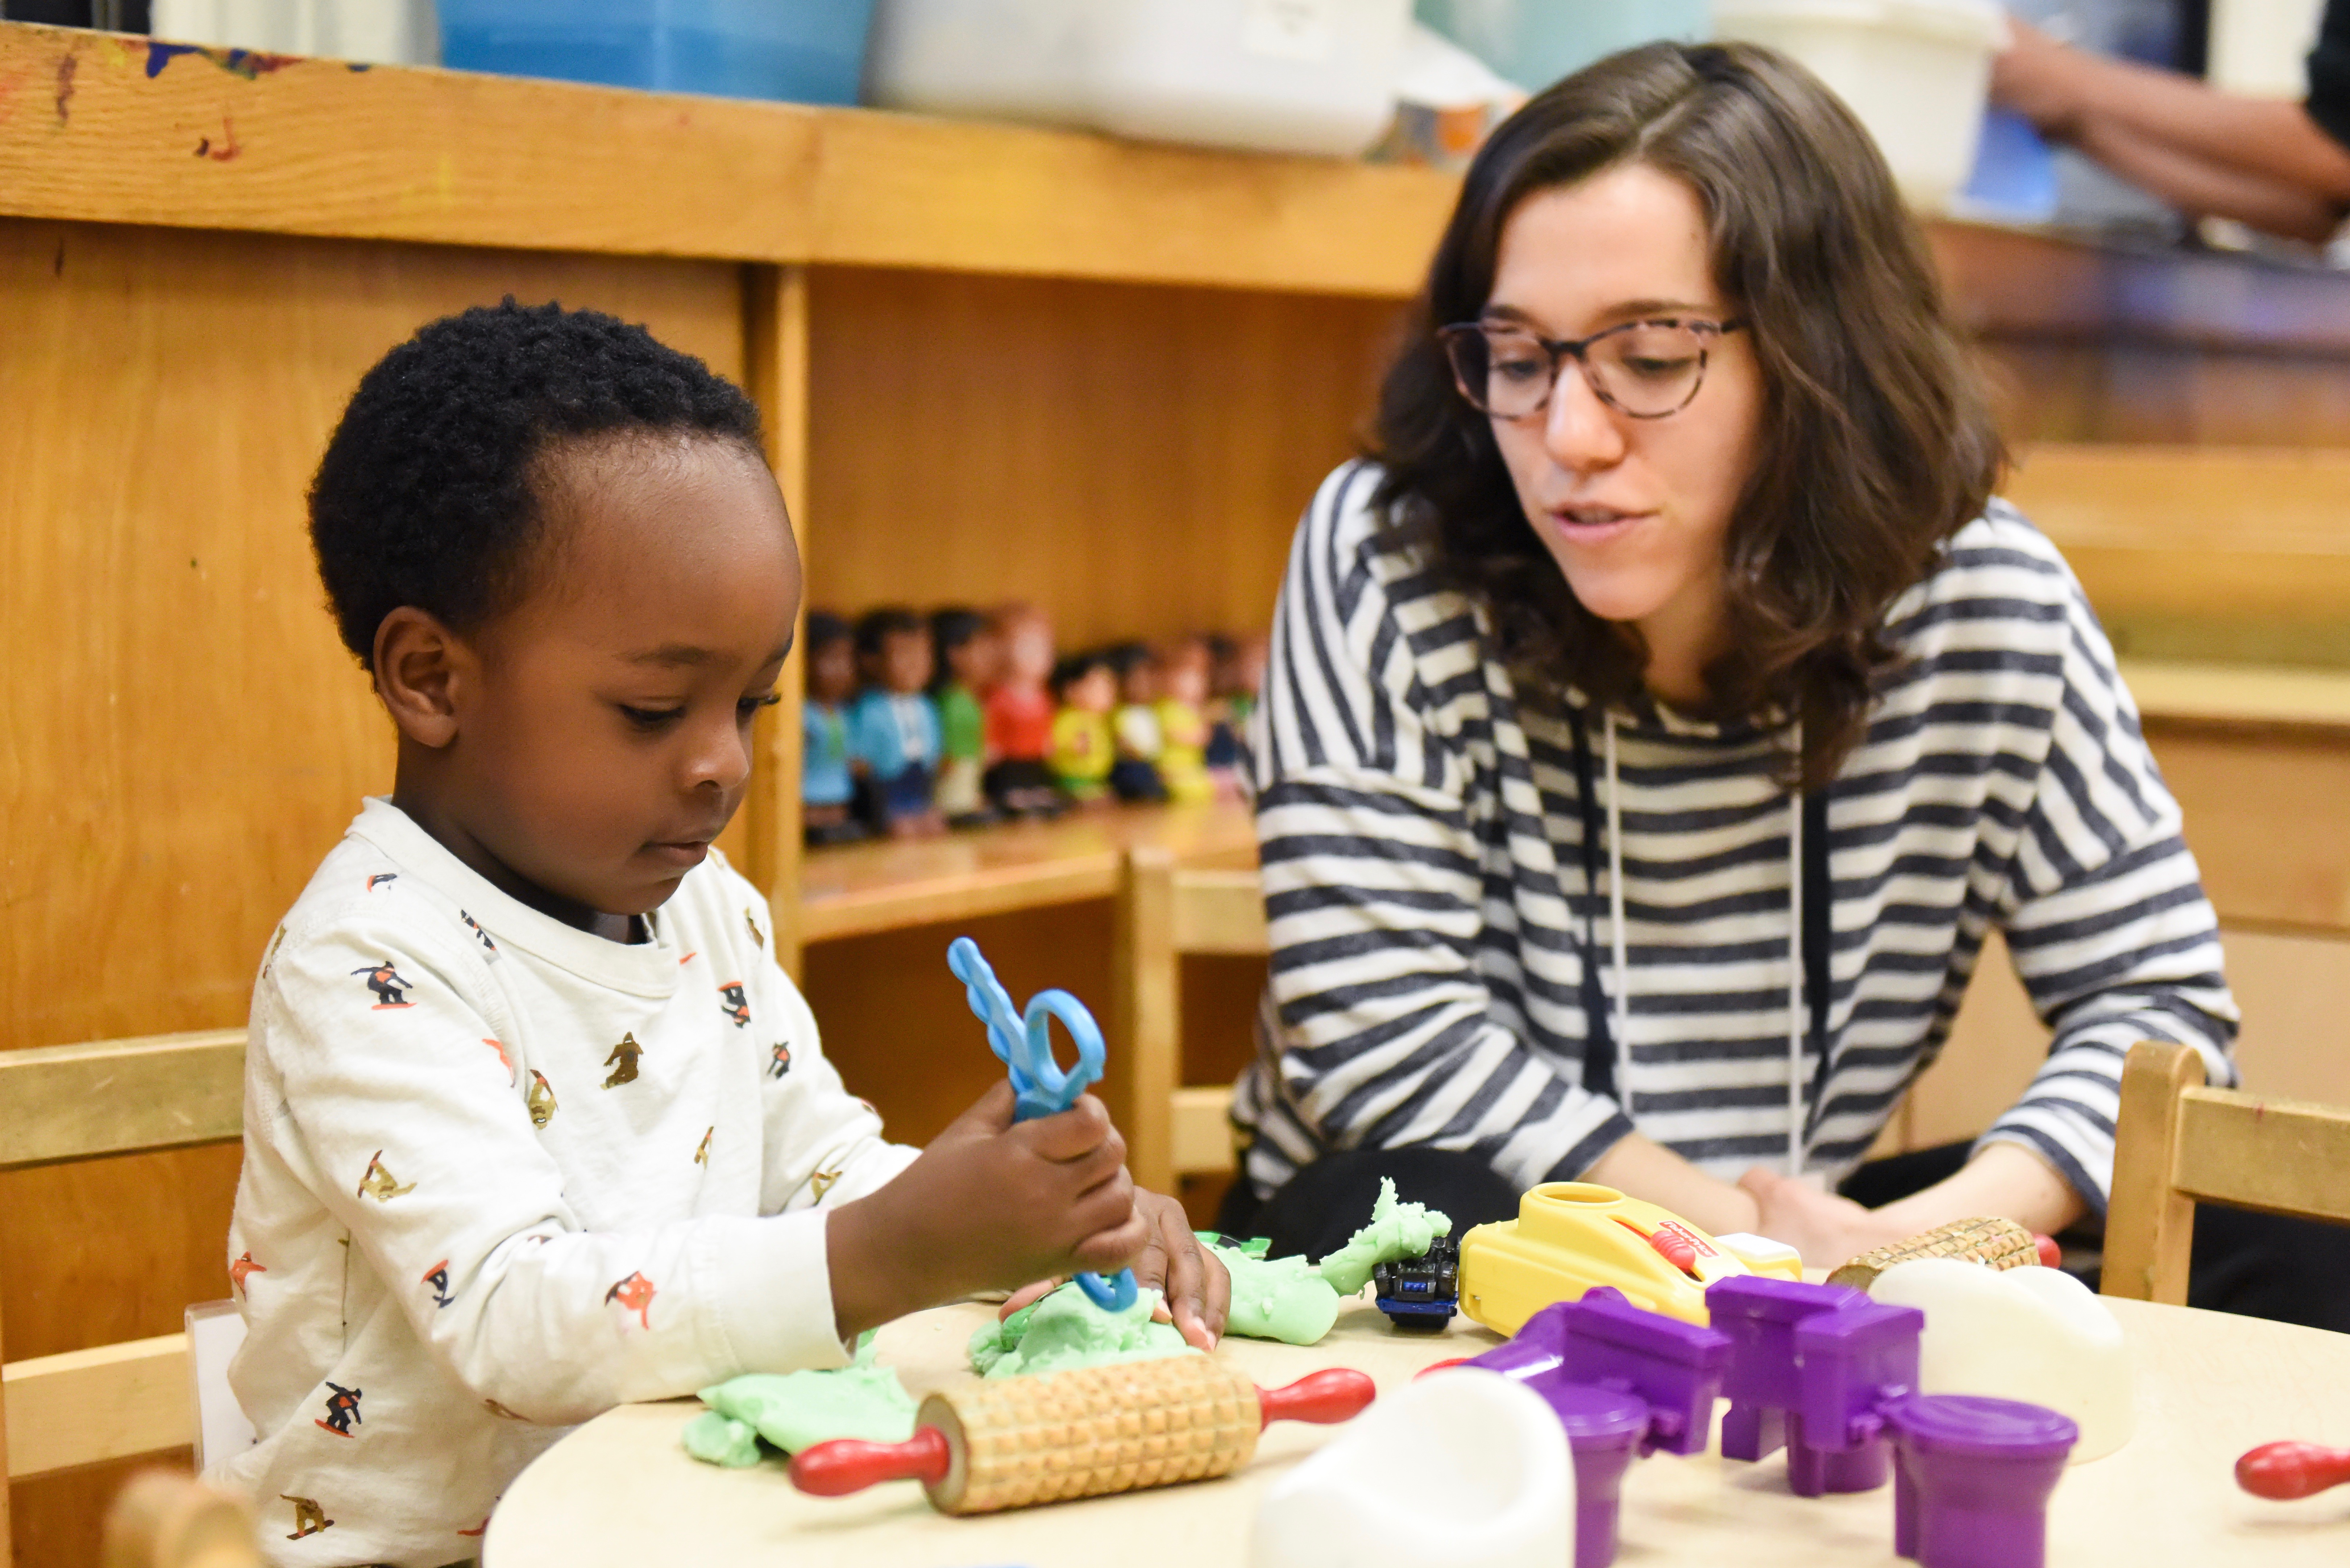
681, 1410, 762, 1468
968, 1281, 1195, 1378
1205, 1239, 1342, 1346
1313, 1177, 1452, 1297
691, 1336, 917, 1459
956, 1177, 1456, 1380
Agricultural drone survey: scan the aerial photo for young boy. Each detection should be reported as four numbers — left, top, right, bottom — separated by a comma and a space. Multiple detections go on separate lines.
215, 302, 1226, 1566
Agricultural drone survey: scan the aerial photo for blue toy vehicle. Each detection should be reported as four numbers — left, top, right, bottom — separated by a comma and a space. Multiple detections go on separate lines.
1375, 1236, 1460, 1331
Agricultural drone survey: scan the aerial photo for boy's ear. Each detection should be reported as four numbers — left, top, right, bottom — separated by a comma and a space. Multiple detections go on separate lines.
373, 607, 468, 749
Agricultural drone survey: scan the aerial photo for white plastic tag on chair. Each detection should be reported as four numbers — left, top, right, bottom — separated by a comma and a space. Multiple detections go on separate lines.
184, 1300, 256, 1473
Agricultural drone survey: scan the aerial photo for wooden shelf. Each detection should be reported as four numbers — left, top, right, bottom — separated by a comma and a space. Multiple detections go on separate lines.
0, 21, 1454, 297
2123, 659, 2350, 734
799, 797, 1257, 944
11, 20, 2350, 347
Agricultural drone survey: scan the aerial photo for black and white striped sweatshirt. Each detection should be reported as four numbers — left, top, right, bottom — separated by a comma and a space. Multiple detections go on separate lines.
1232, 460, 2238, 1215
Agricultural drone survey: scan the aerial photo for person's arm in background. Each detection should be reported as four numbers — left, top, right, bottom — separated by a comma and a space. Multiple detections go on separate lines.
1991, 12, 2350, 241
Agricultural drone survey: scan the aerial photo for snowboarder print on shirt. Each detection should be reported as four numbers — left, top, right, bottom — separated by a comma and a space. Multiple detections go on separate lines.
314, 1382, 362, 1437
460, 909, 501, 962
605, 1270, 656, 1329
602, 1032, 643, 1089
485, 1036, 514, 1085
423, 1258, 454, 1309
352, 960, 413, 1009
282, 1496, 334, 1539
745, 907, 765, 948
768, 1040, 792, 1080
719, 980, 750, 1028
357, 1150, 414, 1201
526, 1069, 558, 1128
365, 872, 398, 892
231, 1251, 266, 1295
694, 1126, 713, 1166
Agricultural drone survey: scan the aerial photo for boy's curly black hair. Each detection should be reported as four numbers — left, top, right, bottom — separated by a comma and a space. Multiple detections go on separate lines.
310, 299, 765, 667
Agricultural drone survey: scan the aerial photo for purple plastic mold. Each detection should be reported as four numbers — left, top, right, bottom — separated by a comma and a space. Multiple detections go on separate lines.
1705, 1276, 1924, 1496
1885, 1393, 2078, 1568
1552, 1287, 1731, 1457
1461, 1289, 1731, 1567
1545, 1383, 1650, 1568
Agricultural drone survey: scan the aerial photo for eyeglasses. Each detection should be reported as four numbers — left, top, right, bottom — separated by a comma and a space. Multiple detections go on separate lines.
1438, 317, 1746, 421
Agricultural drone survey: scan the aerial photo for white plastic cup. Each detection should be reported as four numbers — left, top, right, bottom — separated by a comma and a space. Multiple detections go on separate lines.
1252, 1368, 1575, 1568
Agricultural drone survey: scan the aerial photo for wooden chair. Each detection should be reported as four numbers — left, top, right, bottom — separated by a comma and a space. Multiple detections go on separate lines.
0, 1029, 247, 1554
2102, 1038, 2350, 1303
100, 1469, 262, 1568
1111, 847, 1267, 1195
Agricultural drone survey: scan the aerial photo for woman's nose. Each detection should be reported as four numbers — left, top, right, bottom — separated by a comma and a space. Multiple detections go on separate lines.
1541, 361, 1628, 473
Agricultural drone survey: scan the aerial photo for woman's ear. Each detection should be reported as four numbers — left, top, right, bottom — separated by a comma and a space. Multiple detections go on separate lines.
372, 606, 469, 748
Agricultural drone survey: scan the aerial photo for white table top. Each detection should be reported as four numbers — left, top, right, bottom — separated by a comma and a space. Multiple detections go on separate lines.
488, 1292, 2350, 1566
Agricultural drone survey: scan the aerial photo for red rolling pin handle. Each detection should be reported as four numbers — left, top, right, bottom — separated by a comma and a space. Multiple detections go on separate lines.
2236, 1440, 2350, 1501
1257, 1368, 1377, 1430
789, 1426, 952, 1497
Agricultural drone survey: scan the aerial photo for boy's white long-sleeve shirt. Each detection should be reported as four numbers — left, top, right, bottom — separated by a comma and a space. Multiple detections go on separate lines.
212, 799, 917, 1566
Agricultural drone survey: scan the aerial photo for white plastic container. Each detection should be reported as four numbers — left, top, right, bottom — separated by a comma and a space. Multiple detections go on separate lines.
1709, 0, 2004, 212
151, 0, 440, 65
1869, 1257, 2136, 1464
865, 0, 1412, 157
1251, 1369, 1574, 1568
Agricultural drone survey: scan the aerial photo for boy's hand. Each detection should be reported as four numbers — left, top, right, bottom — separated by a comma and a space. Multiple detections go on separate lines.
826, 1082, 1149, 1337
1132, 1190, 1228, 1349
997, 1194, 1229, 1350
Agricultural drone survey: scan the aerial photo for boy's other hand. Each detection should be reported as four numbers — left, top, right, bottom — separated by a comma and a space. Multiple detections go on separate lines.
1132, 1191, 1229, 1349
826, 1081, 1151, 1336
996, 1195, 1229, 1351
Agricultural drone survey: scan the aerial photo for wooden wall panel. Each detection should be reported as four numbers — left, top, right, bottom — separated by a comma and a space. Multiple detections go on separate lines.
0, 217, 747, 1051
803, 266, 1401, 647
1979, 338, 2350, 447
0, 217, 745, 1563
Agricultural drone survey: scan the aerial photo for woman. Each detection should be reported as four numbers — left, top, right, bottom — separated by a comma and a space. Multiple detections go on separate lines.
1222, 42, 2238, 1272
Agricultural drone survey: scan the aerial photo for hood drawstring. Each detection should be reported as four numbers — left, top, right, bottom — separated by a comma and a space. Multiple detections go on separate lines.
1586, 708, 1815, 1179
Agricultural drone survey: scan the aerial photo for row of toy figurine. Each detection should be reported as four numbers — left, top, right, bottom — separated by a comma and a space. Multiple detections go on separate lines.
802, 601, 1267, 844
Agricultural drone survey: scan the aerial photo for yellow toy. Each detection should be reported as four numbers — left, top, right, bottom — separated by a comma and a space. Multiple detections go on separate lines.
1458, 1182, 1803, 1333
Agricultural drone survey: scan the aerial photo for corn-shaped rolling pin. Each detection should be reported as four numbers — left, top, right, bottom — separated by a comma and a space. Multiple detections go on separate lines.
789, 1358, 1376, 1514
1826, 1216, 2055, 1290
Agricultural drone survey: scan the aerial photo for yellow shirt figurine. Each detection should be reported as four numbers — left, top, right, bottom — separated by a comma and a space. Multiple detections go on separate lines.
1155, 637, 1217, 802
1050, 654, 1118, 802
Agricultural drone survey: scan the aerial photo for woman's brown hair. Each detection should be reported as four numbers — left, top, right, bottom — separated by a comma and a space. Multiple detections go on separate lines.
1371, 41, 2004, 787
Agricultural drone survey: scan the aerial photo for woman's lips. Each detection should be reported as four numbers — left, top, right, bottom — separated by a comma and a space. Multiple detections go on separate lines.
1548, 507, 1652, 545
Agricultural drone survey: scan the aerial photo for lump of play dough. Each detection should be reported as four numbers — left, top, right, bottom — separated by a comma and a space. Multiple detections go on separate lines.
1869, 1257, 2134, 1463
1206, 1239, 1342, 1346
694, 1340, 918, 1457
681, 1411, 762, 1469
1252, 1369, 1571, 1568
968, 1280, 1195, 1378
1314, 1178, 1453, 1297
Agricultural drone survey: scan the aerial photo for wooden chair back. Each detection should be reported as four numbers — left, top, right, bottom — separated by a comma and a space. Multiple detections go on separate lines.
1112, 847, 1267, 1194
100, 1469, 262, 1568
2102, 1038, 2350, 1303
0, 1029, 246, 1552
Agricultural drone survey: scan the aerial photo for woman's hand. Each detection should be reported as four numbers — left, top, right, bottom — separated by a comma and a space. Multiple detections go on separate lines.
1737, 1167, 1914, 1271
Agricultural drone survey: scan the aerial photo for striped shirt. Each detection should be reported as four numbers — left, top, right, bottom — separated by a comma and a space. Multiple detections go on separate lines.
1233, 460, 2238, 1215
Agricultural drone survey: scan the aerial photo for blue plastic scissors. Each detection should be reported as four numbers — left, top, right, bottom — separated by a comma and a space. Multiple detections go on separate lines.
947, 936, 1139, 1312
